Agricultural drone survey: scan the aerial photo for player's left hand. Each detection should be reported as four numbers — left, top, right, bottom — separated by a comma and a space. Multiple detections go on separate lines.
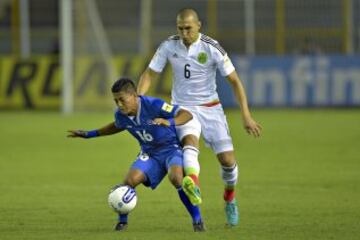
152, 118, 170, 127
243, 117, 262, 138
67, 130, 88, 138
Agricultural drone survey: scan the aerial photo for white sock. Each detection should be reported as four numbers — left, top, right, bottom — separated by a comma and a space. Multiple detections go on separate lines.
221, 164, 238, 187
183, 145, 200, 176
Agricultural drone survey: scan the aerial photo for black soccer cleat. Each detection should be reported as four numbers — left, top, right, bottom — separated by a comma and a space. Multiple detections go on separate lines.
193, 221, 206, 232
114, 222, 128, 231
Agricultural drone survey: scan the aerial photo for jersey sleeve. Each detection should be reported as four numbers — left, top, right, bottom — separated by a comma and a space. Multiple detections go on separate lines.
148, 41, 168, 73
212, 45, 235, 77
151, 98, 179, 119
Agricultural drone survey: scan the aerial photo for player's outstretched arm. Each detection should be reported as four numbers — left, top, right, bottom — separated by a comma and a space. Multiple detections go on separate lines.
137, 67, 160, 95
226, 71, 262, 138
153, 109, 193, 127
67, 122, 124, 139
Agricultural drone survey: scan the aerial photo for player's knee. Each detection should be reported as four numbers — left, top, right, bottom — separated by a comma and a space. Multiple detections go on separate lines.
182, 134, 199, 148
169, 172, 183, 188
124, 178, 137, 188
124, 174, 144, 188
124, 169, 145, 188
217, 151, 236, 167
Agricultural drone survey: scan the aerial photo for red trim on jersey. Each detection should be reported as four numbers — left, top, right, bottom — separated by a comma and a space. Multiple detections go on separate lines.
201, 100, 220, 107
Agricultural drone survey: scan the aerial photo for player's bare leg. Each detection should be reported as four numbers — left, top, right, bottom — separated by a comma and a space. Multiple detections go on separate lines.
217, 151, 239, 226
114, 169, 145, 231
181, 134, 202, 205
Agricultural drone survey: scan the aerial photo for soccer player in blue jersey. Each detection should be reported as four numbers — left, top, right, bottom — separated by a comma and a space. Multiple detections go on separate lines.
68, 78, 205, 232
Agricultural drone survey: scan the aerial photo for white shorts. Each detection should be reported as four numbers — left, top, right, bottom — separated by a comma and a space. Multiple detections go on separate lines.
176, 104, 234, 154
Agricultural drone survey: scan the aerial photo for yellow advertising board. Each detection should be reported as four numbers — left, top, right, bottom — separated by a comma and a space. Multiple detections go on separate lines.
0, 56, 171, 110
0, 56, 60, 109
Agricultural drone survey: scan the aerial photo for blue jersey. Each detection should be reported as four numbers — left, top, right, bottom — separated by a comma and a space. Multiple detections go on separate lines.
114, 96, 181, 155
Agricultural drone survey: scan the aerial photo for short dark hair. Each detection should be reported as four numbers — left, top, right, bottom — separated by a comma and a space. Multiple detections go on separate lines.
111, 78, 137, 94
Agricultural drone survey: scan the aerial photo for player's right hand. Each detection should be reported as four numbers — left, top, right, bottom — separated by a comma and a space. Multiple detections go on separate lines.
67, 130, 88, 138
152, 118, 170, 127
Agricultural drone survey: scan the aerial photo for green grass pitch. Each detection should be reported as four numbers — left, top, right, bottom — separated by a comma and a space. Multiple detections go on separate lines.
0, 109, 359, 240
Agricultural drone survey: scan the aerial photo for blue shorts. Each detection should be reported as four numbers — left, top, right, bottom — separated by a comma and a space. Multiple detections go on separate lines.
131, 147, 183, 189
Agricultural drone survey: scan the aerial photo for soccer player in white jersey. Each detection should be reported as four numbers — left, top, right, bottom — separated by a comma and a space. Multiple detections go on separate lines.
137, 8, 262, 226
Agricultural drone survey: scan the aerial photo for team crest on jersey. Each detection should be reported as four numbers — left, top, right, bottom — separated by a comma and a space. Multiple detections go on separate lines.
161, 103, 174, 113
197, 52, 208, 64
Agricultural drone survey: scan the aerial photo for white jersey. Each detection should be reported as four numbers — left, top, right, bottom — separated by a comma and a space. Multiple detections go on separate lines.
149, 33, 235, 106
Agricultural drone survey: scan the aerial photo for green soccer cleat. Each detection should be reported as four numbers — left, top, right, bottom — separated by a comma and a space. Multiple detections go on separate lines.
182, 176, 202, 205
225, 199, 239, 226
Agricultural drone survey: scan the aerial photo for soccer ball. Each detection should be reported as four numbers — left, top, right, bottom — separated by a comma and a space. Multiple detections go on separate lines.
108, 185, 137, 214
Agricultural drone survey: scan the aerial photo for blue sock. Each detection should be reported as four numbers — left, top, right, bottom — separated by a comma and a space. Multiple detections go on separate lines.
177, 187, 202, 223
118, 214, 128, 223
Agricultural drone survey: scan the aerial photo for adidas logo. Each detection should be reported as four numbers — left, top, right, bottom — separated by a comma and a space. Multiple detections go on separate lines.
172, 53, 178, 58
